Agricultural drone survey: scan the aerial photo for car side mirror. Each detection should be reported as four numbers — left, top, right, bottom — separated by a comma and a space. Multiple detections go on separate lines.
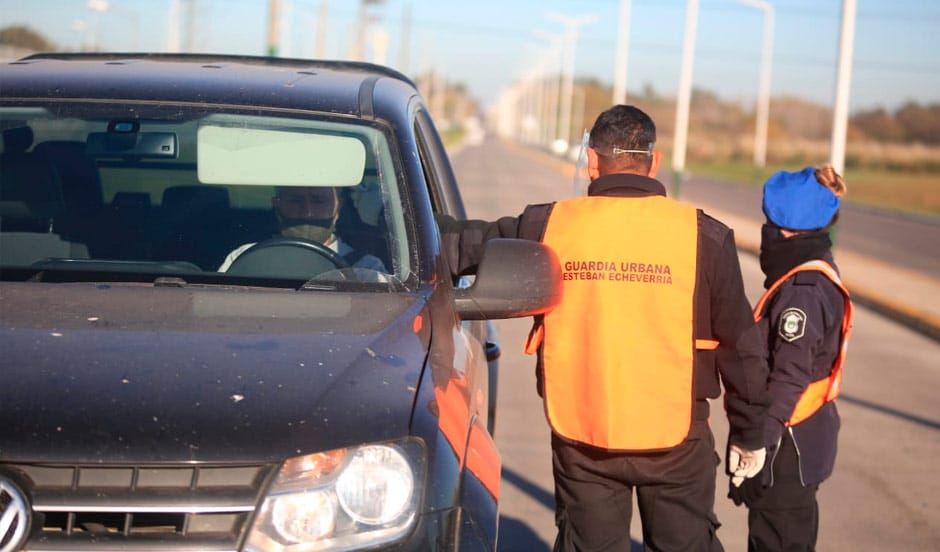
455, 238, 562, 320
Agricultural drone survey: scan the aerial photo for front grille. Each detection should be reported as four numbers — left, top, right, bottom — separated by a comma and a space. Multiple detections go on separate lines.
3, 463, 277, 552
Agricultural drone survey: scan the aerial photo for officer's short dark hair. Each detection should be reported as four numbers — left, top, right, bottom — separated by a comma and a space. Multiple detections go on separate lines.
589, 105, 656, 174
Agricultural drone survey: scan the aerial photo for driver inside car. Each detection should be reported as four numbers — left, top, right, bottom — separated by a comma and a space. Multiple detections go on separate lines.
218, 185, 386, 272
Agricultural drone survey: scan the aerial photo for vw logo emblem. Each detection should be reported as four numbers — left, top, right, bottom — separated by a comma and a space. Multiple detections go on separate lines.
0, 476, 30, 552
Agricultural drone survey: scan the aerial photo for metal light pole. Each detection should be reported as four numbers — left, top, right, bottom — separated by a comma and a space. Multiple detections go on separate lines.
830, 0, 857, 174
519, 44, 548, 146
612, 0, 633, 105
165, 0, 180, 52
266, 0, 280, 56
672, 0, 699, 198
398, 1, 411, 73
532, 30, 564, 149
546, 12, 597, 153
737, 0, 774, 167
181, 0, 196, 52
352, 0, 384, 62
315, 0, 329, 58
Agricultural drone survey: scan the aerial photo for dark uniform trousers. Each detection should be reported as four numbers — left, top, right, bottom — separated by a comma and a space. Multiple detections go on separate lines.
746, 434, 820, 552
551, 420, 723, 552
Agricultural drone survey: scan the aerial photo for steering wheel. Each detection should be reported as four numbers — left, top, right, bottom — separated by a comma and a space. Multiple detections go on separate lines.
226, 236, 348, 278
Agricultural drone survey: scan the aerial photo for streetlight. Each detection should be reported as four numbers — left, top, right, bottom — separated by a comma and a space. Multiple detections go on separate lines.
545, 11, 597, 154
672, 0, 699, 197
830, 0, 857, 174
737, 0, 774, 168
353, 0, 384, 62
532, 30, 564, 149
515, 44, 543, 145
612, 0, 633, 105
266, 0, 281, 56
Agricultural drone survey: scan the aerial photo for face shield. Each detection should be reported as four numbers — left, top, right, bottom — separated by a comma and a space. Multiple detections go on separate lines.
573, 131, 657, 197
572, 129, 590, 197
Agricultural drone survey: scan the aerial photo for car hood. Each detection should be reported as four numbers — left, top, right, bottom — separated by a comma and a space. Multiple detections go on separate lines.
0, 282, 431, 464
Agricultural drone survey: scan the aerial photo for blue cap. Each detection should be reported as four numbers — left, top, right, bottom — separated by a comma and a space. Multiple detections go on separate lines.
762, 167, 840, 230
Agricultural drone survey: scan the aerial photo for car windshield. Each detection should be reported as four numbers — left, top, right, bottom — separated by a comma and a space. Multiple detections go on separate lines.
0, 103, 412, 290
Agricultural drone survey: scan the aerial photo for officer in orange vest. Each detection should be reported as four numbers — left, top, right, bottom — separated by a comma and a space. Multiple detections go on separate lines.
729, 166, 853, 551
438, 105, 770, 551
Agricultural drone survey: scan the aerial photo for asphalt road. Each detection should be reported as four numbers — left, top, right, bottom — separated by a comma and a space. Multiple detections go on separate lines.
450, 137, 940, 551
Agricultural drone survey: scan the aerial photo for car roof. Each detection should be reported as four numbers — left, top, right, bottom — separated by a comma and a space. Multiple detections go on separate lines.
1, 53, 419, 119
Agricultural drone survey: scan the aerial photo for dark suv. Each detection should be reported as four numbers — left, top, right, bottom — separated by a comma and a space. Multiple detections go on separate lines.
0, 53, 561, 551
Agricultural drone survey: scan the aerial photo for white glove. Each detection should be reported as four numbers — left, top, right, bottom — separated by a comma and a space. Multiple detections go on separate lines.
728, 445, 767, 487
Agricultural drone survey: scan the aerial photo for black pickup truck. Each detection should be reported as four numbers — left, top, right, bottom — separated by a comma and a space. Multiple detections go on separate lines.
0, 53, 561, 552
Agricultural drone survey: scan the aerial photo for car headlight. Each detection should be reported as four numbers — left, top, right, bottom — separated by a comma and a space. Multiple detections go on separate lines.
245, 439, 425, 551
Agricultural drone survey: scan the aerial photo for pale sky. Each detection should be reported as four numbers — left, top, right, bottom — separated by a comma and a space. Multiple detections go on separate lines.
2, 0, 937, 113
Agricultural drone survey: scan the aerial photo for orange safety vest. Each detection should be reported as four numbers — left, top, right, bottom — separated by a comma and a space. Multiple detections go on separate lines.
753, 260, 854, 427
534, 195, 701, 451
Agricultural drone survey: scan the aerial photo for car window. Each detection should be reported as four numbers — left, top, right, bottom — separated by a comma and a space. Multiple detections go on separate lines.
414, 109, 466, 219
0, 104, 412, 289
414, 115, 445, 215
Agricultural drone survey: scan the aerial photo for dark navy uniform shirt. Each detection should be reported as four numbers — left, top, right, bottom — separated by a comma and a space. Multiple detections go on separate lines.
759, 260, 845, 485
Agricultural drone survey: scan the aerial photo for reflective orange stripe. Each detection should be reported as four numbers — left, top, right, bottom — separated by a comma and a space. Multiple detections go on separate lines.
434, 378, 500, 498
465, 421, 501, 500
754, 260, 853, 426
695, 339, 719, 350
524, 321, 544, 355
788, 376, 837, 426
541, 196, 699, 451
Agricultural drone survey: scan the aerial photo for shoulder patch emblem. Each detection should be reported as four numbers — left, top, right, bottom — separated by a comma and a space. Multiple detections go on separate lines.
778, 308, 807, 342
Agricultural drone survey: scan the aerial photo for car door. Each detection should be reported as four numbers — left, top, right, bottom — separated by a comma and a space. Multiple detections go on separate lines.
413, 108, 500, 547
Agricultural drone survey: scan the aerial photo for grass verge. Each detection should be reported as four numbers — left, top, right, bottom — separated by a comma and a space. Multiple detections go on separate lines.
686, 160, 940, 217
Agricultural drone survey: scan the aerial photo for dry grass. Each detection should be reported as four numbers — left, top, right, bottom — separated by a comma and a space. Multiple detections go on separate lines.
684, 159, 940, 217
844, 170, 940, 215
667, 136, 940, 217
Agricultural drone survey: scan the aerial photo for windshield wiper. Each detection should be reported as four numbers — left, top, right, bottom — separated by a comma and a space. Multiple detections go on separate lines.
154, 276, 188, 287
300, 280, 338, 291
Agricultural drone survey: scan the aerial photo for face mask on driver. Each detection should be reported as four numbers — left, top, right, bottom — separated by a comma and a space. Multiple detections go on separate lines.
280, 217, 336, 244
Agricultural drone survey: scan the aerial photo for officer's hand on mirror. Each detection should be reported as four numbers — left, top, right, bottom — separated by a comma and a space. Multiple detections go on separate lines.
728, 445, 767, 487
